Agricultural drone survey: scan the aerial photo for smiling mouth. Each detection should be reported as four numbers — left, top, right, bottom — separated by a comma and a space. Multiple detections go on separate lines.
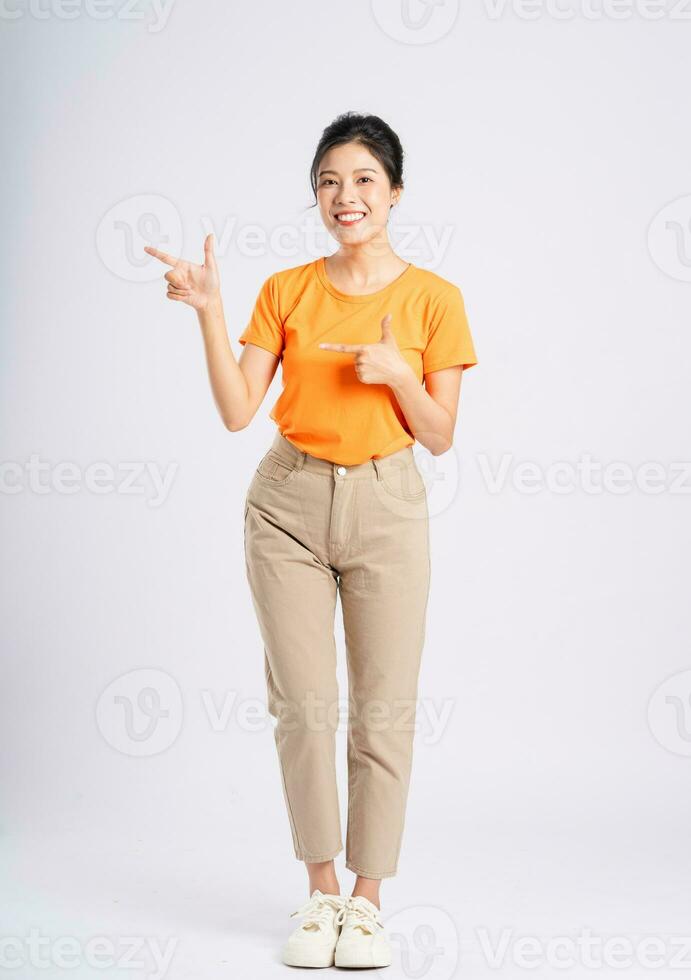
335, 212, 366, 224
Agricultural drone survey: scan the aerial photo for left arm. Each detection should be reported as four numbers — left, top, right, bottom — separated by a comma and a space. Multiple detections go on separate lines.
319, 312, 465, 456
389, 363, 463, 456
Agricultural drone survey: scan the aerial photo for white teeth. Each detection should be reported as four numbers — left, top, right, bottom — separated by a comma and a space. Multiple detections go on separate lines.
336, 212, 365, 223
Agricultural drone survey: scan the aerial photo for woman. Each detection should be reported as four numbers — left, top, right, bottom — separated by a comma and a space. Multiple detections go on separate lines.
145, 111, 477, 969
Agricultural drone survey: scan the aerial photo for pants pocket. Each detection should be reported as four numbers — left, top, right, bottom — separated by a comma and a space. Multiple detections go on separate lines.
254, 450, 298, 486
379, 457, 426, 501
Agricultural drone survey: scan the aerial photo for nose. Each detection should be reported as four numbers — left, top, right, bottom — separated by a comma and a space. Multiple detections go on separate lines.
335, 182, 359, 207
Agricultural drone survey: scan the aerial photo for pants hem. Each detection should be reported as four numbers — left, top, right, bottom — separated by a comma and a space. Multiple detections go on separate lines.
345, 861, 397, 879
296, 844, 344, 863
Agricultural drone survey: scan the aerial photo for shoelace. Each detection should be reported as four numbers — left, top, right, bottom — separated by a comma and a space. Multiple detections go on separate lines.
289, 893, 347, 931
336, 896, 384, 934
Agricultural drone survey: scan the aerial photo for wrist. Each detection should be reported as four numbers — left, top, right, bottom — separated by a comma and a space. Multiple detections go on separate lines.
197, 291, 223, 318
389, 363, 416, 395
203, 290, 223, 311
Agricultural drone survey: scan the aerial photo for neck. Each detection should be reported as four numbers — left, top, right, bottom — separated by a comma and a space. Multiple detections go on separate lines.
327, 241, 404, 287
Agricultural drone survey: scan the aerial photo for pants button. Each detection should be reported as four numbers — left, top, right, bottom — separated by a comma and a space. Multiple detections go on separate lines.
336, 465, 347, 475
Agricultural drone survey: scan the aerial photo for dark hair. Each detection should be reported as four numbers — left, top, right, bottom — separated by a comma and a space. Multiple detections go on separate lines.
308, 111, 404, 209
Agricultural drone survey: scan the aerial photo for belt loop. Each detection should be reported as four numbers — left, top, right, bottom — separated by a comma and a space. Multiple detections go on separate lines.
371, 457, 382, 481
290, 438, 306, 472
278, 431, 306, 471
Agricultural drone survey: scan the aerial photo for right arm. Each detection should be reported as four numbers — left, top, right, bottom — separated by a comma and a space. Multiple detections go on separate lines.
145, 234, 280, 430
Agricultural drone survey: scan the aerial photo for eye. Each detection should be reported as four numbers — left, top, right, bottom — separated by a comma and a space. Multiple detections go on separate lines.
357, 176, 372, 183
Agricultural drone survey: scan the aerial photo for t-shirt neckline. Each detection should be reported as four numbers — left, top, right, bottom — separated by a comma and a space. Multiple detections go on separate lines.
315, 255, 415, 303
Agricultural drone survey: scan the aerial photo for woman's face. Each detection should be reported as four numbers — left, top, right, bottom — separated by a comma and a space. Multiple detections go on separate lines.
316, 141, 400, 248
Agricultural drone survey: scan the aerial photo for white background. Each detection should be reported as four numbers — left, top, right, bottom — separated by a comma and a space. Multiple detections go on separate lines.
1, 1, 690, 977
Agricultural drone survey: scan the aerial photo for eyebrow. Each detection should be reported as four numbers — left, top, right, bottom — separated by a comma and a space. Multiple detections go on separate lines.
318, 168, 378, 177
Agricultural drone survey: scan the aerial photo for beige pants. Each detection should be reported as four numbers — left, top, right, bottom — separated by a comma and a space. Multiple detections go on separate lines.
243, 431, 431, 879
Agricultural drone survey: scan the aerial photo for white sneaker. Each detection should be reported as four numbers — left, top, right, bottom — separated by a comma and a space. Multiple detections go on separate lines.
281, 889, 349, 968
334, 894, 392, 968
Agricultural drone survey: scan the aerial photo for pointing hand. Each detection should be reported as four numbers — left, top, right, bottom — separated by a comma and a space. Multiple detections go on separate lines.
144, 233, 220, 311
318, 314, 410, 387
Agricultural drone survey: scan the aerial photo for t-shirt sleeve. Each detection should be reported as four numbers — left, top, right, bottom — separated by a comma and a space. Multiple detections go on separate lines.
237, 273, 285, 358
422, 285, 478, 374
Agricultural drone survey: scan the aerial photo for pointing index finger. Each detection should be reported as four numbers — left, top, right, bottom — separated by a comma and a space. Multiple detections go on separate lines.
144, 245, 179, 267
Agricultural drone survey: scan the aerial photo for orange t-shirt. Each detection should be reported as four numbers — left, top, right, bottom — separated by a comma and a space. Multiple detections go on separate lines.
238, 255, 478, 466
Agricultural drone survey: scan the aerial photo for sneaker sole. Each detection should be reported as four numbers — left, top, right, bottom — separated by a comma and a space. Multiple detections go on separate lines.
282, 945, 336, 968
334, 946, 392, 968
